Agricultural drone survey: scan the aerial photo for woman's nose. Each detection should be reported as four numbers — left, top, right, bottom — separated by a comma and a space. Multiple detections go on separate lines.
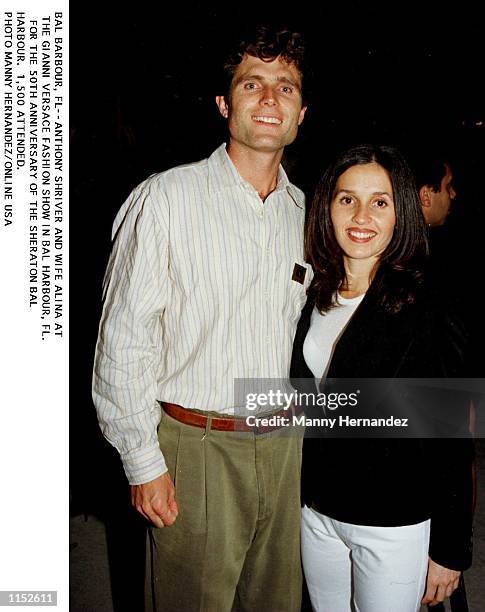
352, 202, 371, 224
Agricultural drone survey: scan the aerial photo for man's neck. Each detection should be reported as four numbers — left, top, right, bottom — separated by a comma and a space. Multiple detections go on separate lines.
226, 141, 283, 201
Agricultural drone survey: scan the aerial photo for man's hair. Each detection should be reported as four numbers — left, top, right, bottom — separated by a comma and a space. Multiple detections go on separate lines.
306, 143, 428, 314
411, 151, 450, 193
221, 25, 308, 102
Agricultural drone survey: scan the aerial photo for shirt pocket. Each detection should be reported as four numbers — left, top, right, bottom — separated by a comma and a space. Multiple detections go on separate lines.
287, 259, 312, 318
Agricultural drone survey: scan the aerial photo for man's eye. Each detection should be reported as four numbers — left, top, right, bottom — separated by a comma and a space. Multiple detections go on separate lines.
281, 86, 293, 94
244, 82, 257, 90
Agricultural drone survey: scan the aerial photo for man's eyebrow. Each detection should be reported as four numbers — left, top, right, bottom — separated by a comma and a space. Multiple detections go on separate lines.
277, 75, 300, 88
234, 73, 301, 89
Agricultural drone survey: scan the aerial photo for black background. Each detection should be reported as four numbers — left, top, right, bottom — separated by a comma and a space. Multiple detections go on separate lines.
70, 3, 484, 609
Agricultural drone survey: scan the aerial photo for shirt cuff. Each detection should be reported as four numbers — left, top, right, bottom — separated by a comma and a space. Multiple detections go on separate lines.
121, 443, 168, 485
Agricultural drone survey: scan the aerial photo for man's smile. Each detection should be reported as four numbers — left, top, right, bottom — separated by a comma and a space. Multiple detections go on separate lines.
251, 115, 283, 125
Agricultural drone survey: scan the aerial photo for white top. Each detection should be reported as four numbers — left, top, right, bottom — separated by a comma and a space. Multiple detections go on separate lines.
92, 144, 312, 484
303, 293, 365, 380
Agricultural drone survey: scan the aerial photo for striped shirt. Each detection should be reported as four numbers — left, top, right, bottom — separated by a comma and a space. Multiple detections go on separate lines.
92, 144, 312, 484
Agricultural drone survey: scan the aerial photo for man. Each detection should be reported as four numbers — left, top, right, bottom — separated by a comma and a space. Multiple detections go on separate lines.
412, 152, 477, 611
412, 150, 460, 301
93, 26, 311, 611
415, 154, 457, 227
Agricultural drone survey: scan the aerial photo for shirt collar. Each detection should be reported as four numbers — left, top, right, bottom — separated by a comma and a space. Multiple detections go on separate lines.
207, 143, 303, 208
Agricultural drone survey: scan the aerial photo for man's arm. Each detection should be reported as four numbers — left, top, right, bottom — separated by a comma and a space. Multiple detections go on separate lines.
92, 177, 171, 491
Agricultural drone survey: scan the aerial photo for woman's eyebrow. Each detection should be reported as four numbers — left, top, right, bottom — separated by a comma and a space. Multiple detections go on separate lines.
335, 189, 393, 197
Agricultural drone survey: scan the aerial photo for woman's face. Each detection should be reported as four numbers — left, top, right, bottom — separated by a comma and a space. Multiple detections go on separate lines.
330, 162, 396, 266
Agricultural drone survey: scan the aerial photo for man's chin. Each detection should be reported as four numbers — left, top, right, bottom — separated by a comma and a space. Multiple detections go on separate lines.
246, 135, 297, 154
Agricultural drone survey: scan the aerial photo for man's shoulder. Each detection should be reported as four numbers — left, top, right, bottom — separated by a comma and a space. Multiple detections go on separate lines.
112, 155, 210, 233
141, 155, 210, 193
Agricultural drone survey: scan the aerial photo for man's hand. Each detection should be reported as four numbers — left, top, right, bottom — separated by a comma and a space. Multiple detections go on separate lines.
131, 472, 178, 528
421, 558, 460, 606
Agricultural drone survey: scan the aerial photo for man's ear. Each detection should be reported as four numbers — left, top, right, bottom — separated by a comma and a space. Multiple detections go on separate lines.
298, 105, 307, 126
215, 96, 229, 119
419, 185, 432, 207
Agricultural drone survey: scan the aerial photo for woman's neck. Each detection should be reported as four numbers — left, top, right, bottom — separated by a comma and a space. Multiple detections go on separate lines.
340, 257, 377, 298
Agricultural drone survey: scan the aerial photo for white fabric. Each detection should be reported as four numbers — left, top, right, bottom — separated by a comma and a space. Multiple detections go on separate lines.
303, 293, 364, 379
301, 505, 430, 612
92, 144, 312, 484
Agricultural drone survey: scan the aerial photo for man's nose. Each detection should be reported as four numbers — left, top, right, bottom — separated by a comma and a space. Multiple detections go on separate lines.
260, 86, 276, 106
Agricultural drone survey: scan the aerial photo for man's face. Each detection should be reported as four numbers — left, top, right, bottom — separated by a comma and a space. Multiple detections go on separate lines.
425, 164, 457, 226
216, 54, 307, 155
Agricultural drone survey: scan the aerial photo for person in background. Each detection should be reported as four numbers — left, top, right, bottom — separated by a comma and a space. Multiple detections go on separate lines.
412, 149, 460, 292
412, 148, 477, 612
291, 143, 473, 611
415, 153, 456, 227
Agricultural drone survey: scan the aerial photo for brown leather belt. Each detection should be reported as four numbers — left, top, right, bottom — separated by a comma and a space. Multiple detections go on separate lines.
161, 401, 302, 434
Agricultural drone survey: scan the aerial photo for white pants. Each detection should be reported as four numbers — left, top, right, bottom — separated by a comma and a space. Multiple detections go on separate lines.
301, 505, 430, 612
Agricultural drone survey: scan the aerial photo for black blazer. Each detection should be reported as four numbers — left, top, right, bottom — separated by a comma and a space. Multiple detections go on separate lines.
290, 276, 473, 570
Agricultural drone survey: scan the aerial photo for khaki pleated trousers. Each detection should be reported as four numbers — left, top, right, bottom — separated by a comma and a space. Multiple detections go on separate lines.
145, 411, 303, 612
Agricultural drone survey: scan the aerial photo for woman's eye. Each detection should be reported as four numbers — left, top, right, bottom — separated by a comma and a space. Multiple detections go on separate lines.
281, 86, 293, 94
374, 199, 388, 208
244, 82, 257, 90
341, 196, 353, 205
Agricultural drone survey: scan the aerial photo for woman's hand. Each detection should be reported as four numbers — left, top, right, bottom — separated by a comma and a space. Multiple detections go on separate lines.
421, 558, 460, 606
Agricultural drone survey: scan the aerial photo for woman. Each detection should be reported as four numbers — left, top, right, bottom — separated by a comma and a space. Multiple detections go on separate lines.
290, 144, 473, 611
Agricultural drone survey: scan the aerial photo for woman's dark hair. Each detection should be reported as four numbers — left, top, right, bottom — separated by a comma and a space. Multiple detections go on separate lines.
222, 25, 309, 103
306, 144, 428, 314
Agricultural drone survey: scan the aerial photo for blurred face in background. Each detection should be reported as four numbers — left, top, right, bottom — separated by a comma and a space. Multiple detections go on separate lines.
420, 163, 457, 226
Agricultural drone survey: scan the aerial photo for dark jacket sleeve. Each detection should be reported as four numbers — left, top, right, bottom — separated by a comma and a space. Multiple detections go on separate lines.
427, 438, 474, 570
406, 290, 474, 571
